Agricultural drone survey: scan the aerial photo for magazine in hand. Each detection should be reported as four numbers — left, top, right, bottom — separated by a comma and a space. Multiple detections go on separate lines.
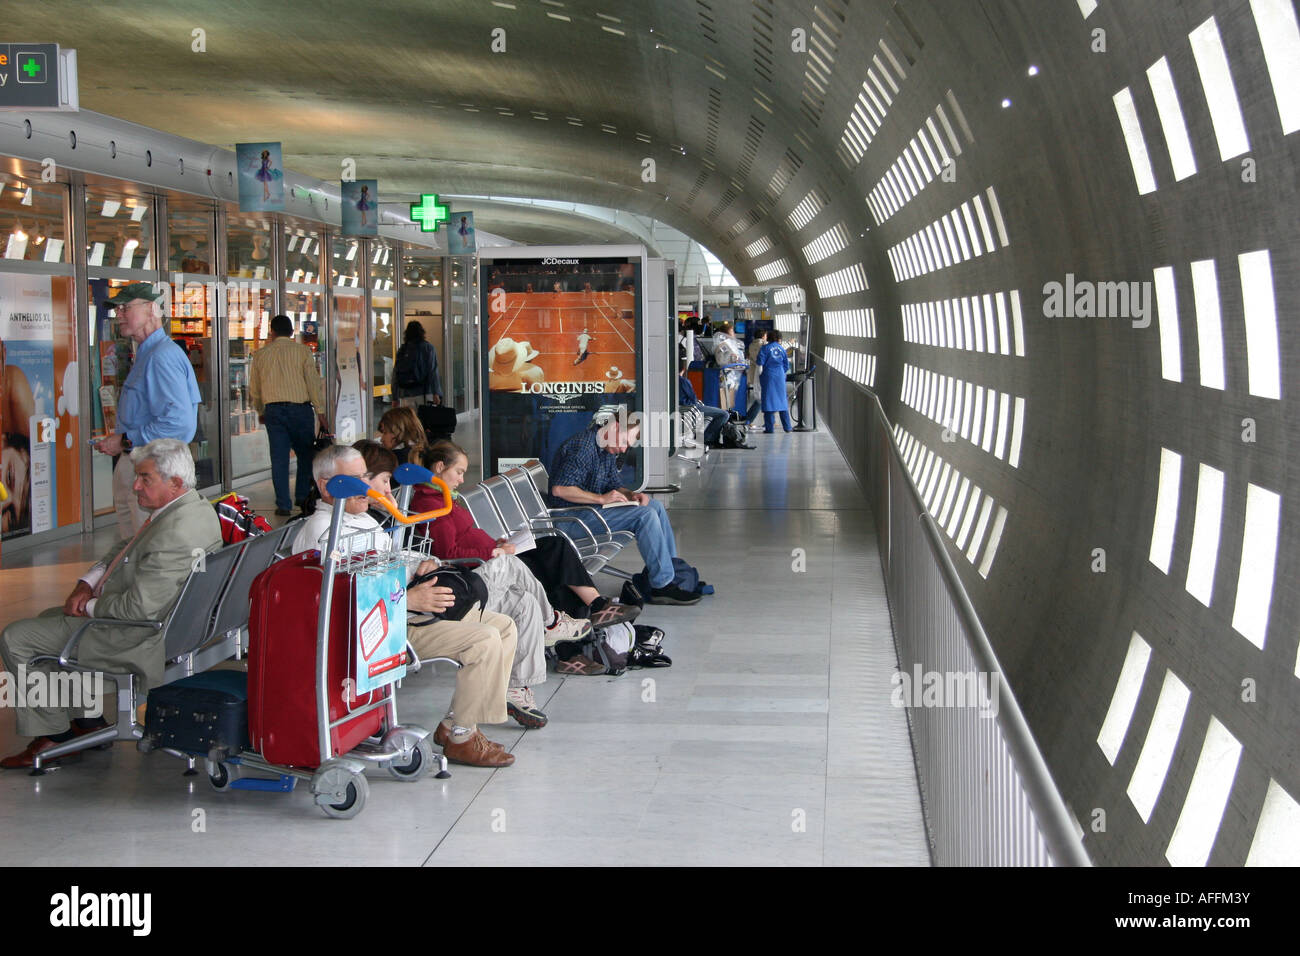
504, 528, 536, 553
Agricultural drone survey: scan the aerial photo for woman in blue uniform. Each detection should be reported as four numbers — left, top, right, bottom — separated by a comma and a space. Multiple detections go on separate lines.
757, 329, 792, 433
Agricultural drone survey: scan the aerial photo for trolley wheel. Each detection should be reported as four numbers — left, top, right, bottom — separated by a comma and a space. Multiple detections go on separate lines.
386, 735, 432, 783
312, 764, 369, 820
208, 762, 233, 792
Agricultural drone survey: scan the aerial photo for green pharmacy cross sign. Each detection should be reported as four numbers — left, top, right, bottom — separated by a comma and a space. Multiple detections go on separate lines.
410, 194, 450, 232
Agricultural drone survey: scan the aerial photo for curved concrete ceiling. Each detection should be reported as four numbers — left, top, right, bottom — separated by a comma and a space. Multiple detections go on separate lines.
12, 0, 1300, 865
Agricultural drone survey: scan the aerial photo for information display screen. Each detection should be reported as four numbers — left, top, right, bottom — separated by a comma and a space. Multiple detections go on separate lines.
479, 250, 644, 483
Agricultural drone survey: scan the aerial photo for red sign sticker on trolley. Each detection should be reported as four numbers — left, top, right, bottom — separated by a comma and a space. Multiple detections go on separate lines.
353, 564, 408, 694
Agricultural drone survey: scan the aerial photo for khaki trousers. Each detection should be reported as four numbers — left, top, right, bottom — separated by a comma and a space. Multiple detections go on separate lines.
0, 608, 119, 737
472, 554, 549, 688
112, 455, 147, 538
406, 608, 515, 727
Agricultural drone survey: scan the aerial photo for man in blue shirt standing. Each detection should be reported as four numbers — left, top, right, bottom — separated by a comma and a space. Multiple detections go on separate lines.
549, 417, 700, 605
93, 283, 200, 535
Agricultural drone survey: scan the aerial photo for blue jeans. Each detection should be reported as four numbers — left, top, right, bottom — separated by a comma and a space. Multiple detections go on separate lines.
763, 411, 792, 432
697, 404, 728, 445
578, 498, 678, 589
265, 402, 317, 510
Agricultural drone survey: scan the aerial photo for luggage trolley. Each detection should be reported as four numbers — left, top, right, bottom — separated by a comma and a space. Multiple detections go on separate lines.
203, 472, 455, 819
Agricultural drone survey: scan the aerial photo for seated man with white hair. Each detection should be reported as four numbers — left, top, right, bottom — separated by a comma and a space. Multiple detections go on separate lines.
292, 444, 518, 768
0, 438, 221, 770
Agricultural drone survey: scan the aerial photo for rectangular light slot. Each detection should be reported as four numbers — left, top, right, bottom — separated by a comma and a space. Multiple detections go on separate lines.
984, 187, 1009, 246
1008, 397, 1025, 468
88, 242, 105, 266
937, 469, 961, 525
993, 392, 1010, 460
955, 488, 983, 549
960, 382, 974, 439
949, 210, 972, 260
745, 236, 773, 258
1077, 0, 1098, 17
1238, 249, 1281, 399
926, 461, 949, 508
1153, 265, 1183, 382
1185, 462, 1225, 606
1127, 669, 1192, 823
1191, 258, 1225, 390
1098, 632, 1154, 764
981, 392, 996, 452
1231, 483, 1280, 650
1010, 291, 1025, 356
977, 506, 1008, 578
946, 479, 971, 537
1245, 779, 1300, 865
1166, 717, 1243, 867
966, 496, 995, 563
1112, 87, 1159, 195
1189, 16, 1251, 160
1147, 57, 1198, 181
961, 202, 983, 256
972, 194, 997, 252
1251, 0, 1300, 134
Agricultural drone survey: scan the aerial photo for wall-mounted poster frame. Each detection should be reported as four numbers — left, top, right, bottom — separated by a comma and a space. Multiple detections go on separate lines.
478, 245, 647, 486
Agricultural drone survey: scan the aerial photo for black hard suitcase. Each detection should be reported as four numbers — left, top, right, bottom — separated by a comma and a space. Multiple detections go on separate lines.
141, 670, 250, 760
417, 403, 457, 443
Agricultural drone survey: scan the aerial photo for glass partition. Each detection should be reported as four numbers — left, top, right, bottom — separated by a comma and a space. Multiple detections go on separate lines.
400, 253, 444, 410
226, 213, 274, 280
83, 189, 153, 270
0, 175, 68, 263
370, 240, 397, 424
163, 203, 221, 489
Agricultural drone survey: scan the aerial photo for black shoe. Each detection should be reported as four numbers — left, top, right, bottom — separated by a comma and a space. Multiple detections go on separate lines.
647, 584, 701, 606
275, 507, 293, 516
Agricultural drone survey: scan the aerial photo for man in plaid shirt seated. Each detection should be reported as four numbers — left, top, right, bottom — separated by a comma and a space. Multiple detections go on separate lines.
548, 418, 701, 606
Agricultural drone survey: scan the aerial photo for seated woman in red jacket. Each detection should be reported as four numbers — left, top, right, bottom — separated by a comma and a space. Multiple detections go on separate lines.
414, 440, 639, 629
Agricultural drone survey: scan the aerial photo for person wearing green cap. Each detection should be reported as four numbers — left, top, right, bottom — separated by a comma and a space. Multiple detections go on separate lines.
93, 283, 201, 536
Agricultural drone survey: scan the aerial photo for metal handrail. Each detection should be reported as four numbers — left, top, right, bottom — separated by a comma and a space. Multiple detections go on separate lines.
814, 353, 1090, 867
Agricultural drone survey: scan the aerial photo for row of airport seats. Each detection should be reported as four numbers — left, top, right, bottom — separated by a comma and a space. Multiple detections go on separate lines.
35, 459, 639, 769
29, 520, 303, 769
460, 460, 636, 582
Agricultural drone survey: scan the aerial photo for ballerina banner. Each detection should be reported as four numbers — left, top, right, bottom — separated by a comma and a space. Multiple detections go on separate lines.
447, 211, 477, 255
340, 180, 378, 236
236, 141, 285, 212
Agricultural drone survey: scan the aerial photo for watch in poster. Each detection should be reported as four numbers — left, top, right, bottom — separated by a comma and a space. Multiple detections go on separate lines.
236, 141, 285, 212
480, 255, 643, 482
341, 179, 378, 237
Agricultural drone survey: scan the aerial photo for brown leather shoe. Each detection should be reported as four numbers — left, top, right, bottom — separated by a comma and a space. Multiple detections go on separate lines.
440, 730, 515, 768
0, 736, 83, 770
434, 721, 507, 753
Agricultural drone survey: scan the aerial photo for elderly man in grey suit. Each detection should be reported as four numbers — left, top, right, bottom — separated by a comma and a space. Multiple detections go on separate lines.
0, 438, 221, 769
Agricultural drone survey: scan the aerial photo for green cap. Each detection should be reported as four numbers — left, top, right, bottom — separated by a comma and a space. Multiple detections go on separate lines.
104, 282, 164, 309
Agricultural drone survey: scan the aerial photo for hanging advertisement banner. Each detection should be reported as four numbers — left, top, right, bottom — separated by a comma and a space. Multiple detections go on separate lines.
447, 211, 477, 255
340, 179, 378, 237
333, 294, 364, 443
478, 246, 647, 484
236, 141, 285, 212
0, 274, 77, 539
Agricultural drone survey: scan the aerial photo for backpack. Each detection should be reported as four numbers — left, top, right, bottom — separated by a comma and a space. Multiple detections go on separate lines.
550, 622, 670, 675
213, 492, 273, 544
717, 420, 753, 449
627, 557, 713, 601
394, 342, 428, 389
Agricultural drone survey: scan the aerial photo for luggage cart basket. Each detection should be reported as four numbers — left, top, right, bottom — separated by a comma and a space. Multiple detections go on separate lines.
212, 469, 455, 819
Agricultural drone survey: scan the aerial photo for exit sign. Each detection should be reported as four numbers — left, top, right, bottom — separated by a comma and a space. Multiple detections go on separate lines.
0, 44, 79, 110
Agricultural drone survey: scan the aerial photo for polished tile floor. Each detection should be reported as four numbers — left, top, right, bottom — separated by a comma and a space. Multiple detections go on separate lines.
0, 428, 930, 866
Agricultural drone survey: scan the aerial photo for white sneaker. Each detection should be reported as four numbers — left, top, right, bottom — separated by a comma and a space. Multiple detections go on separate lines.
545, 611, 593, 646
506, 686, 548, 728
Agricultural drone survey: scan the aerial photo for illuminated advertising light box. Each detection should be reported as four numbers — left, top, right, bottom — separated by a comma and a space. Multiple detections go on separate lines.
479, 246, 647, 486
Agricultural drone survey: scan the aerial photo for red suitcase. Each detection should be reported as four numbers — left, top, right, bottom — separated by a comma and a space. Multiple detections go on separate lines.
247, 551, 385, 768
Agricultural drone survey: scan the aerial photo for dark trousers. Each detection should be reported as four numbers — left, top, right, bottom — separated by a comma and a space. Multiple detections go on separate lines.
265, 402, 317, 510
698, 405, 728, 445
517, 536, 597, 617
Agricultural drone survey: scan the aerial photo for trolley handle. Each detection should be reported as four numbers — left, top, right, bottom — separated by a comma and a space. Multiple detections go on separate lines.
325, 471, 454, 524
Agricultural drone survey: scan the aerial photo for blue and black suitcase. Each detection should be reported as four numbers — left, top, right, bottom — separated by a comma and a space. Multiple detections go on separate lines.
141, 670, 250, 761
